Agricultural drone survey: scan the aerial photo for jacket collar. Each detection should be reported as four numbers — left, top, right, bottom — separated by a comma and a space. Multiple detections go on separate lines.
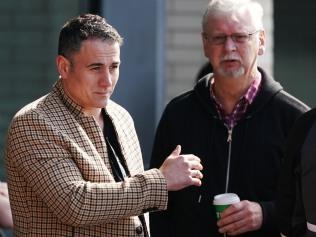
194, 67, 283, 117
53, 79, 85, 118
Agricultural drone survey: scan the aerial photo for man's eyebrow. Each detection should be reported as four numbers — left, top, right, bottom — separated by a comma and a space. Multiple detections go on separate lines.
87, 63, 103, 68
87, 61, 120, 68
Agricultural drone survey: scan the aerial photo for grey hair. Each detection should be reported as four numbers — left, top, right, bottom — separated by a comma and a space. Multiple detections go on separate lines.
202, 0, 264, 32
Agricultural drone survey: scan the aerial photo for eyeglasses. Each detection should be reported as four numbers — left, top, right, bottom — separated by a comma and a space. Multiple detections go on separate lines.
204, 30, 261, 45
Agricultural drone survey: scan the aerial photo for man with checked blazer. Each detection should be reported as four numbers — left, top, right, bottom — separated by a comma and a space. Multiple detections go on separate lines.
4, 14, 203, 237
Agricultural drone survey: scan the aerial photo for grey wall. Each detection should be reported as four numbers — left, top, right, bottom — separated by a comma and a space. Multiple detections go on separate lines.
102, 0, 165, 167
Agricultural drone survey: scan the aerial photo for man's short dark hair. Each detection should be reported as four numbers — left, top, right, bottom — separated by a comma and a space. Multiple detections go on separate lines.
58, 14, 123, 60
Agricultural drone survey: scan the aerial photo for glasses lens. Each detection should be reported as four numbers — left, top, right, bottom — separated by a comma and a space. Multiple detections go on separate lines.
208, 35, 226, 45
232, 34, 249, 43
206, 30, 259, 45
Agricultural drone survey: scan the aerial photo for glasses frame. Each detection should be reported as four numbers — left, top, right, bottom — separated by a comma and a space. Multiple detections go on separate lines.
203, 30, 261, 45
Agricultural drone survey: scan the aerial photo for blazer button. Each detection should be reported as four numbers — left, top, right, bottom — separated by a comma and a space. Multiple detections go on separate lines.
136, 225, 143, 235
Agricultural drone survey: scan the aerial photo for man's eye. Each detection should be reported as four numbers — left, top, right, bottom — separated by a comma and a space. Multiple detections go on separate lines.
234, 34, 248, 42
110, 65, 119, 71
91, 67, 100, 71
213, 36, 225, 41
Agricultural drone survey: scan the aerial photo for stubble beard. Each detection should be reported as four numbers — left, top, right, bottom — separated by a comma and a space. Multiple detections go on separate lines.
218, 66, 245, 78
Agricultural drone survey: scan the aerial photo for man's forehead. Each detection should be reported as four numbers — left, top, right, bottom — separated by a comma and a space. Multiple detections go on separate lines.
207, 11, 255, 32
68, 41, 120, 67
77, 39, 120, 55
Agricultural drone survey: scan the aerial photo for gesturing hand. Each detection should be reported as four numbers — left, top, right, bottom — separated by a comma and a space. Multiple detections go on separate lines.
159, 145, 203, 191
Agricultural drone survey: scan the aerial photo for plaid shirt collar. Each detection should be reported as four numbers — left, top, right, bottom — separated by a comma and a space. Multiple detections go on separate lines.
210, 73, 262, 129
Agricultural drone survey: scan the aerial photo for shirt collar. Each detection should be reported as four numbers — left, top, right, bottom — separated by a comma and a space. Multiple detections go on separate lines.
210, 73, 262, 106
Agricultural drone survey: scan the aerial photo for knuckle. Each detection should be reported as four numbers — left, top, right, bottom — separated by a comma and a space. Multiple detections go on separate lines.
250, 222, 256, 229
245, 208, 253, 216
183, 161, 190, 169
244, 200, 251, 206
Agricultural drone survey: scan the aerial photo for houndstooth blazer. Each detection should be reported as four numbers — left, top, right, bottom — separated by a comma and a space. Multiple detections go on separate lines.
5, 79, 168, 237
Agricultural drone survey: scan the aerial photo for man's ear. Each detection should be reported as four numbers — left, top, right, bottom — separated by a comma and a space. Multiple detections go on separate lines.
201, 32, 209, 58
56, 55, 71, 79
258, 30, 266, 55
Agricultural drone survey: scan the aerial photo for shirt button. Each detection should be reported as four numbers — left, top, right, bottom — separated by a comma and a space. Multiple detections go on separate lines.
136, 225, 143, 235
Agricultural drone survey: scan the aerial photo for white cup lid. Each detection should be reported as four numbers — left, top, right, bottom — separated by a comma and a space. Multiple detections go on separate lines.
213, 193, 240, 205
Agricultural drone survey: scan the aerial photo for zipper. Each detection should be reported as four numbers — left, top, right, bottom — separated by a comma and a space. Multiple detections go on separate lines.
225, 127, 233, 193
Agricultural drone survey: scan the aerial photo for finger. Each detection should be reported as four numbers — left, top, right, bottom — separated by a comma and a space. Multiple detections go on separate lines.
226, 221, 249, 236
218, 210, 243, 227
191, 170, 203, 179
220, 202, 243, 218
184, 157, 202, 169
189, 170, 203, 187
219, 218, 247, 235
190, 177, 202, 187
190, 161, 203, 170
186, 154, 201, 162
219, 205, 260, 235
218, 210, 245, 233
171, 145, 181, 156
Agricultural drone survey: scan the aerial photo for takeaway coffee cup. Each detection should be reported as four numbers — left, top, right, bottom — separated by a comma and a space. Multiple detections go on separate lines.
213, 193, 240, 220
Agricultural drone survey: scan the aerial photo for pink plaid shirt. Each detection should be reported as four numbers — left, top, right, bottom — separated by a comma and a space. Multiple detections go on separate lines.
210, 75, 262, 129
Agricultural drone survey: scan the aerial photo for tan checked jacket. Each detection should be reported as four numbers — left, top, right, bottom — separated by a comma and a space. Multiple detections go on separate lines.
5, 80, 168, 237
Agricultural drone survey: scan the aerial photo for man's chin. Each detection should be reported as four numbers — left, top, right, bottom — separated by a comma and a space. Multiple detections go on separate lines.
96, 99, 110, 108
103, 100, 109, 107
219, 67, 244, 78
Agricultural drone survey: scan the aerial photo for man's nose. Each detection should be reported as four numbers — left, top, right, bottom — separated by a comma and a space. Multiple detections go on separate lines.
100, 69, 112, 86
224, 36, 237, 51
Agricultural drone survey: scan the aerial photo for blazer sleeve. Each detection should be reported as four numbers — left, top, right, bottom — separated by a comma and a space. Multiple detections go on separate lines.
6, 112, 168, 227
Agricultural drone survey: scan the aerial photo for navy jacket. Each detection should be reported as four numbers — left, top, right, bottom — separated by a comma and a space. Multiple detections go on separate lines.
150, 68, 309, 237
277, 108, 316, 237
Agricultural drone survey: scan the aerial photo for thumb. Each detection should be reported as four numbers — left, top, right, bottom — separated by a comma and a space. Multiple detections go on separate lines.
171, 145, 181, 156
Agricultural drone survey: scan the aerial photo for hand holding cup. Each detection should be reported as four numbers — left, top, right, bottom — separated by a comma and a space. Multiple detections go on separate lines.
213, 193, 240, 220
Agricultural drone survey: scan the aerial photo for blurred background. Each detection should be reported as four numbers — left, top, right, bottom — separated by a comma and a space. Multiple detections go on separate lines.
0, 0, 316, 219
